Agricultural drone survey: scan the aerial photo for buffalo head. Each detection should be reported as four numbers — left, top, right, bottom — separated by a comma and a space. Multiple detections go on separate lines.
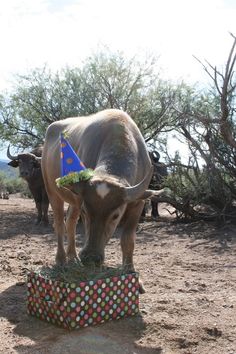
7, 146, 42, 180
149, 150, 160, 163
61, 168, 153, 265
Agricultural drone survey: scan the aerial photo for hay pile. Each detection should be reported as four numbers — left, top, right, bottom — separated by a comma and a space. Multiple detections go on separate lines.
35, 261, 129, 283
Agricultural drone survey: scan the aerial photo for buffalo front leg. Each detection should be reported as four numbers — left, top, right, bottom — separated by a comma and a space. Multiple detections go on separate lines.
66, 205, 80, 262
120, 200, 146, 293
50, 197, 66, 265
120, 200, 145, 272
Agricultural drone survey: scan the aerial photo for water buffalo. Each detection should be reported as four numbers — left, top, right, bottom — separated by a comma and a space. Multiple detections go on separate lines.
149, 151, 168, 219
141, 151, 168, 220
41, 109, 162, 276
7, 145, 49, 225
0, 191, 9, 199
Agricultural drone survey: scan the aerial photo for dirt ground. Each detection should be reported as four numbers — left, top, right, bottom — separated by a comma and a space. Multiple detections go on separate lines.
0, 195, 236, 354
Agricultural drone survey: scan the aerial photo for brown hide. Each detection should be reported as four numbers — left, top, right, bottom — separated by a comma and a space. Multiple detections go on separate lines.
147, 151, 168, 219
7, 145, 49, 225
42, 109, 156, 269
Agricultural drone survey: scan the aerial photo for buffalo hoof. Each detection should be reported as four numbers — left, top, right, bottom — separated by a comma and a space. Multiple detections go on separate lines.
35, 219, 49, 227
122, 263, 135, 274
80, 251, 104, 267
139, 279, 146, 294
56, 251, 67, 266
123, 264, 146, 293
67, 254, 79, 263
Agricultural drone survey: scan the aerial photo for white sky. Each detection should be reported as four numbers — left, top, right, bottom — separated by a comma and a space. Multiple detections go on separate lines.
0, 0, 236, 158
0, 0, 235, 90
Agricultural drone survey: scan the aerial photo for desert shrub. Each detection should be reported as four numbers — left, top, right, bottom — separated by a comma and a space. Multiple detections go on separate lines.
0, 172, 31, 198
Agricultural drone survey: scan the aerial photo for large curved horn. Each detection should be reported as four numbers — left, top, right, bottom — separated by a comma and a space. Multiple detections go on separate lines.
7, 145, 18, 160
124, 166, 153, 202
35, 156, 42, 163
140, 188, 165, 200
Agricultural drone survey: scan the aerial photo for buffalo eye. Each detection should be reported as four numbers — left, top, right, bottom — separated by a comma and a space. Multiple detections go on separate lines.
112, 213, 119, 220
33, 160, 40, 167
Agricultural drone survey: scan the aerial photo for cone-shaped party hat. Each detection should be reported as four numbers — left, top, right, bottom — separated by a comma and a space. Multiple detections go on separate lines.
55, 133, 94, 187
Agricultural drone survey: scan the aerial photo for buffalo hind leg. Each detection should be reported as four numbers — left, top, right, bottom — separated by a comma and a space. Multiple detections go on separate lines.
42, 201, 49, 226
42, 190, 49, 226
120, 200, 146, 293
151, 200, 159, 221
140, 202, 147, 222
35, 200, 42, 225
66, 205, 80, 262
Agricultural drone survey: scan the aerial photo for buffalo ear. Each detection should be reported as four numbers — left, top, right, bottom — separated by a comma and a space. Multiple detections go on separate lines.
8, 160, 19, 168
66, 182, 85, 196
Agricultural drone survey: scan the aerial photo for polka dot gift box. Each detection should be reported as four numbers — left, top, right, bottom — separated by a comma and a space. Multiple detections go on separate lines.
27, 271, 140, 329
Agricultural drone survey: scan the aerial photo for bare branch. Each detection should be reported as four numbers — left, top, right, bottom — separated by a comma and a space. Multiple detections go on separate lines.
195, 35, 236, 149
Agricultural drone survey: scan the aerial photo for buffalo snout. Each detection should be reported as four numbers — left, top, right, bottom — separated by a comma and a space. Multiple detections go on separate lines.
20, 170, 30, 178
79, 250, 104, 266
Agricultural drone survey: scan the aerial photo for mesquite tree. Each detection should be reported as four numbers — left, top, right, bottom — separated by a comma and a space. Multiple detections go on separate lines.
0, 51, 173, 149
160, 34, 236, 221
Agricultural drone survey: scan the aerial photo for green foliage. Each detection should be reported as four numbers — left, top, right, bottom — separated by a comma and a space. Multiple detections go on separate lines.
165, 164, 234, 214
163, 75, 236, 220
0, 171, 30, 196
0, 50, 171, 149
0, 43, 236, 222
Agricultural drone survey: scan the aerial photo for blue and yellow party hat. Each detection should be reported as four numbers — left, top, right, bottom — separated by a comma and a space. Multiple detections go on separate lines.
56, 133, 94, 187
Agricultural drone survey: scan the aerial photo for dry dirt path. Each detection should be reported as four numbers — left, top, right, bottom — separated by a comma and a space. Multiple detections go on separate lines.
0, 196, 236, 353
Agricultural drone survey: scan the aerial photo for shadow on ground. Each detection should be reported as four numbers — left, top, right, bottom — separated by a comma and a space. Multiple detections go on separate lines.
0, 282, 160, 354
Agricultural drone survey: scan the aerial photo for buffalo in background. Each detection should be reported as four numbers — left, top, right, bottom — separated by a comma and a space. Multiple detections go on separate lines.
141, 150, 168, 220
7, 145, 49, 225
0, 191, 9, 199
